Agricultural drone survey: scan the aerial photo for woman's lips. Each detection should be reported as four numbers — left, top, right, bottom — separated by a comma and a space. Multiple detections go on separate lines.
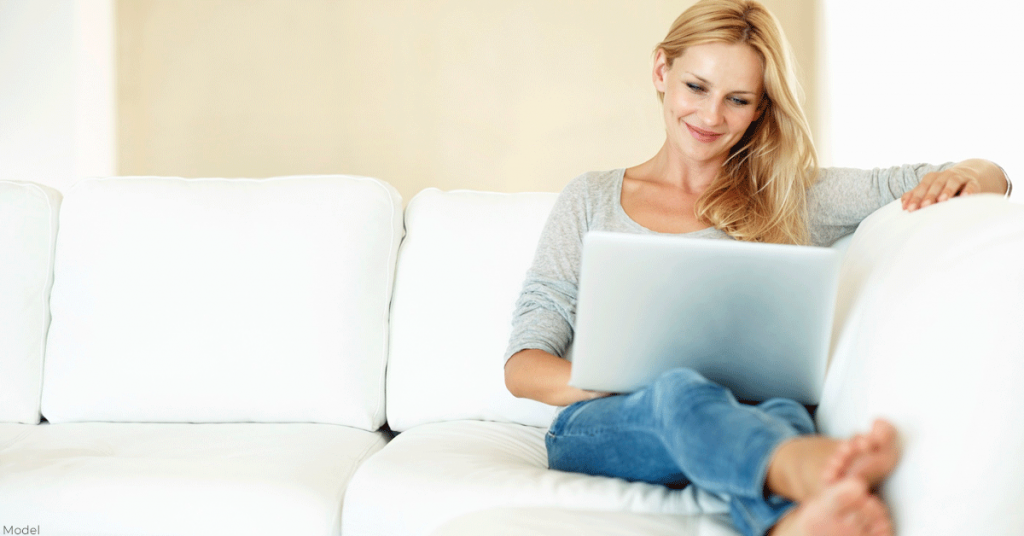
686, 123, 722, 143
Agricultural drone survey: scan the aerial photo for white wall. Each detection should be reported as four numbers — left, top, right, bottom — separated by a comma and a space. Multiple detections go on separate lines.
818, 0, 1022, 200
0, 0, 114, 192
73, 0, 116, 187
7, 2, 1017, 198
113, 1, 816, 201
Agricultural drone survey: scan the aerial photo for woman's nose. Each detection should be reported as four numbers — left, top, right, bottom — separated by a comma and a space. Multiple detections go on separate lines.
701, 100, 724, 126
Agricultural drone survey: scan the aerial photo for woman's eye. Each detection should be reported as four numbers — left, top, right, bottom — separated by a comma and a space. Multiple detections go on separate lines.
730, 97, 750, 106
686, 83, 705, 93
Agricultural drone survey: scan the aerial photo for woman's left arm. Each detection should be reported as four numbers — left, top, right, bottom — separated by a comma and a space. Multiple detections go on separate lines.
901, 159, 1010, 212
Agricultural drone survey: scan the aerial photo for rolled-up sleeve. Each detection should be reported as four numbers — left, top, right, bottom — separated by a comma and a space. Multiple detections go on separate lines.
504, 175, 591, 364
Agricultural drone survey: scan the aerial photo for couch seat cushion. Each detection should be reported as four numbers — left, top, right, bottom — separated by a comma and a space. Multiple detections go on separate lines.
341, 420, 729, 536
431, 507, 738, 536
0, 422, 387, 536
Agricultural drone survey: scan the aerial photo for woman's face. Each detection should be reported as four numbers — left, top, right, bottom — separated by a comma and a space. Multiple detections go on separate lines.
654, 42, 764, 167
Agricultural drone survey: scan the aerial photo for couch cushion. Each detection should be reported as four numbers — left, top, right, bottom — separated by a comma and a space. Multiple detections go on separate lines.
0, 181, 61, 424
341, 420, 729, 536
817, 195, 1024, 535
386, 189, 560, 431
0, 422, 387, 536
42, 176, 402, 429
431, 507, 738, 536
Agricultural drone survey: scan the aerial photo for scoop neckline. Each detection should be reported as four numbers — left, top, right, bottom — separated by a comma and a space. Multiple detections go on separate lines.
611, 168, 722, 238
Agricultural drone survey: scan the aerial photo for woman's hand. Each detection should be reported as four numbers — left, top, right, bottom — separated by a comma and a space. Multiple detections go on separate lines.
902, 159, 1009, 212
504, 349, 614, 407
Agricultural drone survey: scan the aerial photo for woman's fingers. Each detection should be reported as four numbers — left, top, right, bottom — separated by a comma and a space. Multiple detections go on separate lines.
901, 173, 934, 211
903, 170, 980, 211
921, 174, 953, 207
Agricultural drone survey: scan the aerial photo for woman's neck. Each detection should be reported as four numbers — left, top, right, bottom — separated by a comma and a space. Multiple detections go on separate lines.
627, 143, 724, 195
620, 143, 723, 234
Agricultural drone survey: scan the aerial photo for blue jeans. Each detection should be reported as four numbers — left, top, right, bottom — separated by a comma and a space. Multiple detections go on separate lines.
546, 368, 815, 536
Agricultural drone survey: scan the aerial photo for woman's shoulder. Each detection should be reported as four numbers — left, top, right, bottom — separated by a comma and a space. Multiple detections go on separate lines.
542, 169, 627, 232
559, 168, 624, 203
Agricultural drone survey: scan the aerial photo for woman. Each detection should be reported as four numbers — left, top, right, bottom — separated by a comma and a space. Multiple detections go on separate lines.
503, 1, 1011, 536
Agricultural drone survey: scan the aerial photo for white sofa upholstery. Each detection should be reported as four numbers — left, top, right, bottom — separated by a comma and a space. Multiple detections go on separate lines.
42, 176, 402, 428
817, 197, 1024, 535
1, 175, 1022, 536
0, 181, 60, 424
1, 176, 400, 535
0, 423, 386, 534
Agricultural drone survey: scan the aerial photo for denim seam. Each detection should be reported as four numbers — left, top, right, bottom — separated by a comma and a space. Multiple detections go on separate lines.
551, 421, 757, 498
547, 421, 665, 439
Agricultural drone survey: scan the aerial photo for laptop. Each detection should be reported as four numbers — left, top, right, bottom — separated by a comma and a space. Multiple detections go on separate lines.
568, 231, 843, 404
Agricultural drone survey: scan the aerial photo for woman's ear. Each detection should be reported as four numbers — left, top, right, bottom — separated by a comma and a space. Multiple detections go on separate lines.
653, 48, 669, 94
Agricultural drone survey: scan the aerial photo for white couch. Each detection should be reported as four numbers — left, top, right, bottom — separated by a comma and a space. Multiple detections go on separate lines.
1, 175, 1022, 536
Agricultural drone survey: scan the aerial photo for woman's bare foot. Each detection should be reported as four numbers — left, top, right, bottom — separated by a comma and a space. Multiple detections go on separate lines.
770, 478, 892, 536
766, 419, 900, 502
821, 420, 900, 488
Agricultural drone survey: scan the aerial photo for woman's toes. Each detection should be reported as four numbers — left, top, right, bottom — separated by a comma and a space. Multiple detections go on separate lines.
822, 438, 856, 484
864, 498, 893, 536
823, 420, 901, 489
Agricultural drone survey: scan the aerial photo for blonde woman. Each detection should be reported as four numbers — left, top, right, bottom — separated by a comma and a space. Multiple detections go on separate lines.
503, 1, 1010, 535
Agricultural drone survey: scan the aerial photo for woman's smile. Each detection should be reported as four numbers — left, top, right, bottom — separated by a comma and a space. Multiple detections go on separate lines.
685, 123, 723, 143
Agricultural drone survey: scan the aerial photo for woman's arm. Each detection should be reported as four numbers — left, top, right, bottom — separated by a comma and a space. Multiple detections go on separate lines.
901, 159, 1010, 212
504, 349, 611, 406
503, 174, 595, 406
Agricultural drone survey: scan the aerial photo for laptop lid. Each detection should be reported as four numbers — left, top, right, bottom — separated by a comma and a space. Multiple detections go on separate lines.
568, 231, 842, 404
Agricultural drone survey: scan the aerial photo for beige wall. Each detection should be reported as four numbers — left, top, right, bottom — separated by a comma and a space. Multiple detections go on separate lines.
117, 0, 817, 201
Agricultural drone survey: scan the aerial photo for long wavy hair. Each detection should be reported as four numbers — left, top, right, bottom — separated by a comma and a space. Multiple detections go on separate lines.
656, 0, 818, 244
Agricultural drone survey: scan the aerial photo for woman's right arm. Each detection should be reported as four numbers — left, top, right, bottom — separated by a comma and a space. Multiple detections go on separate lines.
504, 349, 610, 406
504, 173, 614, 406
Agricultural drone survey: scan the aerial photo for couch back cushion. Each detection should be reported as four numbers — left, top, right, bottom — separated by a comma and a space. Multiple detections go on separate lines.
386, 189, 559, 431
0, 181, 61, 423
41, 176, 402, 429
817, 195, 1024, 536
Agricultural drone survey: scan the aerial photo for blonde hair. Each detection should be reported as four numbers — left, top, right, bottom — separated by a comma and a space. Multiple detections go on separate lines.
657, 0, 817, 244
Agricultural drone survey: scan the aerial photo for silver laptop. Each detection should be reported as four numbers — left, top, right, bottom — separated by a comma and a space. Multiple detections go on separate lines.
568, 231, 843, 404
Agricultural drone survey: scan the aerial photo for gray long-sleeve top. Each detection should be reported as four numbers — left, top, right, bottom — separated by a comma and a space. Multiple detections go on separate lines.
504, 164, 952, 364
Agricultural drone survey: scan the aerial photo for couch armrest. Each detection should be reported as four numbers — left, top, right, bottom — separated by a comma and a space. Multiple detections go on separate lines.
818, 195, 1024, 535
